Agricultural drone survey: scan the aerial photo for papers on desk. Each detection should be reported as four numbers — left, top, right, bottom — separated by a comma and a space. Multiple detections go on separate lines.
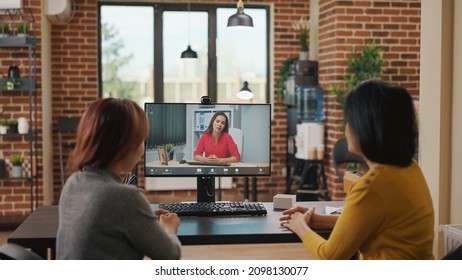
325, 206, 343, 215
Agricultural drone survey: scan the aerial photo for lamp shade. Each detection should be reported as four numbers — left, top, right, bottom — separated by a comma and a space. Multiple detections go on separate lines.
227, 1, 253, 27
237, 81, 254, 100
181, 45, 198, 59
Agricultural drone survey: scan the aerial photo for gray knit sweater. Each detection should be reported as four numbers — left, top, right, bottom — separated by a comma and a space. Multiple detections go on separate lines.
56, 167, 181, 260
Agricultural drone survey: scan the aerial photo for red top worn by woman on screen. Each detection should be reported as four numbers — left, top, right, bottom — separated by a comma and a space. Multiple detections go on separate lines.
194, 112, 240, 163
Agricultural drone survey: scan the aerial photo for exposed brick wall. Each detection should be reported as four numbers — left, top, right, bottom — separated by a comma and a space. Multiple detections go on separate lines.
1, 0, 421, 216
0, 0, 42, 216
318, 0, 421, 200
48, 0, 310, 204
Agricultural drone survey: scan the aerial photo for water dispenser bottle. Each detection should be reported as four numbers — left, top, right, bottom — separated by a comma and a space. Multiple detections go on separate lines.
296, 86, 324, 122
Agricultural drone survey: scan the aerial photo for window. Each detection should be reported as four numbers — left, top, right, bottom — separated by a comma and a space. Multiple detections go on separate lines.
99, 4, 269, 104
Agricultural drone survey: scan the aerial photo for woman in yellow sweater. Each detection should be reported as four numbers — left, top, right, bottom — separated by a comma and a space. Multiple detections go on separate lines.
280, 79, 434, 259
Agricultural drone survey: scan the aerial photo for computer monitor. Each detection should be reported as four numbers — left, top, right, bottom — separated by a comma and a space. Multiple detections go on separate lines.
144, 102, 271, 202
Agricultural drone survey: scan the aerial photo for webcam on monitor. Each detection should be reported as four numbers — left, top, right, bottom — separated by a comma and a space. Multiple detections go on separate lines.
200, 96, 212, 105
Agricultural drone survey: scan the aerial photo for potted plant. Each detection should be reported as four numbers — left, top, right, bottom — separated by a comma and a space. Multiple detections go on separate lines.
330, 43, 384, 129
292, 16, 310, 60
10, 153, 23, 178
15, 21, 29, 37
0, 119, 9, 134
276, 57, 297, 103
2, 77, 20, 90
0, 22, 10, 37
8, 119, 18, 133
164, 143, 175, 160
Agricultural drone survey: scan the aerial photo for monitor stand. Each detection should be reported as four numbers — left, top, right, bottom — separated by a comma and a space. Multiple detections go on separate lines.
197, 176, 215, 203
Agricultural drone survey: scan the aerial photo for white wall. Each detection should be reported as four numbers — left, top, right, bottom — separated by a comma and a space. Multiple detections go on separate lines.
420, 0, 461, 258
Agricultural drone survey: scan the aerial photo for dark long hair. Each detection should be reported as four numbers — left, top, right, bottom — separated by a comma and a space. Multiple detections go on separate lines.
70, 98, 148, 171
344, 79, 417, 167
205, 112, 229, 134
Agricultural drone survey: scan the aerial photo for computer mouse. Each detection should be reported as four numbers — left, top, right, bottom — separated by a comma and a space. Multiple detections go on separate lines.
179, 160, 187, 164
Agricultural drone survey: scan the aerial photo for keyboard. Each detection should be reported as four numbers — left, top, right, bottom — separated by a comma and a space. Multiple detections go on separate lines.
159, 202, 267, 216
186, 161, 231, 167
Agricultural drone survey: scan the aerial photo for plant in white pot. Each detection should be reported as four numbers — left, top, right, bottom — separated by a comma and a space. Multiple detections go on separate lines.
15, 21, 29, 37
164, 143, 175, 161
10, 153, 23, 178
0, 22, 11, 37
0, 119, 9, 135
292, 16, 310, 60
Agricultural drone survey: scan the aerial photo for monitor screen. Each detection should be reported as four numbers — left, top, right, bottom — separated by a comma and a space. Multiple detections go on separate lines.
144, 103, 271, 178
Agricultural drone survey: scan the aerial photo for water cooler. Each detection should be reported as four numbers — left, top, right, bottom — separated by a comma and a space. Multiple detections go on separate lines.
285, 60, 328, 201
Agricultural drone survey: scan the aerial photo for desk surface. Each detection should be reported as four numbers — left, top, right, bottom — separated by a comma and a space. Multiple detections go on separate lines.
8, 201, 343, 255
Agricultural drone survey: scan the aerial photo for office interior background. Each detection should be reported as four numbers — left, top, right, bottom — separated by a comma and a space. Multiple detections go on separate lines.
0, 0, 461, 258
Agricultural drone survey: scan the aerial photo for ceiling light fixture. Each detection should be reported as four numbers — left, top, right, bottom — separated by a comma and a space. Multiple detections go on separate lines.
181, 3, 198, 59
227, 0, 253, 28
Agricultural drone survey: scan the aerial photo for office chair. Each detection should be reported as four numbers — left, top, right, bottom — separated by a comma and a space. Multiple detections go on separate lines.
442, 244, 462, 260
332, 138, 367, 181
57, 117, 80, 187
0, 243, 43, 260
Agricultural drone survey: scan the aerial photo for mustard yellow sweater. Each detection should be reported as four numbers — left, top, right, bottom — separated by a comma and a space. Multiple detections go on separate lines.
302, 161, 434, 259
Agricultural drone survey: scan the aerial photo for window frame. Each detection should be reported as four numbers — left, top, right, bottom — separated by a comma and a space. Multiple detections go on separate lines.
98, 2, 270, 103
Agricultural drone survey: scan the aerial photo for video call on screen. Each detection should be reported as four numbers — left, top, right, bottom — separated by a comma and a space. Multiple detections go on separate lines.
144, 103, 271, 177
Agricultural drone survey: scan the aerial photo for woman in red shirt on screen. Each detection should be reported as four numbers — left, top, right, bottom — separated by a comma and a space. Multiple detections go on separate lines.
194, 111, 240, 163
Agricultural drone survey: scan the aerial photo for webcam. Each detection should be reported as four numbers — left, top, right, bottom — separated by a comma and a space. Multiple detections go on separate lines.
201, 96, 212, 105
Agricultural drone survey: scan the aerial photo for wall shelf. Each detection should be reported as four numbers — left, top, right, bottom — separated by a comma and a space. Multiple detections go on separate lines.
0, 13, 38, 212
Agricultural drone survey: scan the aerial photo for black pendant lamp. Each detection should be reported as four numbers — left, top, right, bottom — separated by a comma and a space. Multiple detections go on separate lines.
181, 45, 198, 59
181, 3, 198, 59
227, 0, 253, 27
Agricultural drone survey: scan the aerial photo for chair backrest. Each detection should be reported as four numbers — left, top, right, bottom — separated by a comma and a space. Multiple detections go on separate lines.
332, 138, 366, 180
228, 127, 243, 161
0, 243, 43, 260
442, 243, 462, 260
57, 117, 80, 133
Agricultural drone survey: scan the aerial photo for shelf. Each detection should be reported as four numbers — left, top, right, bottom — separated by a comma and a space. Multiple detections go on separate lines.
0, 36, 37, 47
0, 176, 32, 182
0, 130, 31, 138
0, 22, 38, 212
0, 78, 36, 92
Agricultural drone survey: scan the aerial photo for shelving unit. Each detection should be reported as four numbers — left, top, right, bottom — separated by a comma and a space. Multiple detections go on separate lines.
284, 60, 329, 201
0, 8, 38, 212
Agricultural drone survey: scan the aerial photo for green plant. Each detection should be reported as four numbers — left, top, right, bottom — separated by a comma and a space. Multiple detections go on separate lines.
0, 22, 11, 34
10, 153, 23, 166
292, 16, 310, 52
16, 21, 29, 35
2, 77, 20, 89
330, 43, 384, 128
9, 119, 18, 126
164, 143, 174, 152
276, 57, 297, 97
0, 119, 9, 126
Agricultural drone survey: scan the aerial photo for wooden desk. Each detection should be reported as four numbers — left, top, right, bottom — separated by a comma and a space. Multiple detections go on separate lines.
8, 201, 343, 259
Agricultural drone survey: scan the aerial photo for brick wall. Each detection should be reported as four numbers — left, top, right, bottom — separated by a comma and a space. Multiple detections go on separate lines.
0, 0, 42, 216
1, 0, 421, 216
48, 0, 310, 204
318, 0, 421, 200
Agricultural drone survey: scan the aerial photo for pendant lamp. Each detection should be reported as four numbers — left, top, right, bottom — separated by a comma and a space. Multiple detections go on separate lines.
237, 81, 254, 100
181, 3, 198, 59
227, 0, 253, 27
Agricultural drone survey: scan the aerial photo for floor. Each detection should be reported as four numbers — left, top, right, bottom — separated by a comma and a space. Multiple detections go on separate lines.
1, 230, 314, 260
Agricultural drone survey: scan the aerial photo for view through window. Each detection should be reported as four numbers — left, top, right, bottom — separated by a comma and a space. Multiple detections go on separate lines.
100, 4, 268, 105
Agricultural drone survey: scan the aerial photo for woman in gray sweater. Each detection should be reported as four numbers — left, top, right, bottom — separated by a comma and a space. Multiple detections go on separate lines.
56, 98, 181, 260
